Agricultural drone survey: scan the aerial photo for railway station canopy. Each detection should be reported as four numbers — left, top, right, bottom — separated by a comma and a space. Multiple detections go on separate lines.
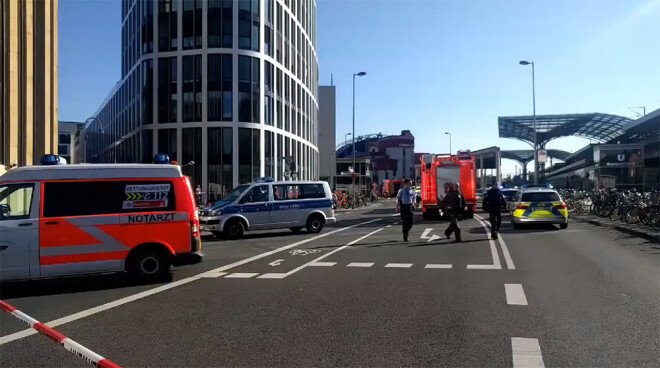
501, 149, 572, 165
498, 113, 632, 146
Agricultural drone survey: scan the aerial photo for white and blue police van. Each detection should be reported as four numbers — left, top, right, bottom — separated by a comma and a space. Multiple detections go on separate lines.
198, 178, 336, 239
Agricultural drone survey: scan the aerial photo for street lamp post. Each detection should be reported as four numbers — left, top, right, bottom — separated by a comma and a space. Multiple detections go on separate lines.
352, 71, 366, 195
444, 131, 452, 155
519, 60, 538, 184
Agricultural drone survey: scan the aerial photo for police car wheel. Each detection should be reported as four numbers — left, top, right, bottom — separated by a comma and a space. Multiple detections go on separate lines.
211, 231, 223, 238
512, 222, 521, 230
560, 223, 568, 229
290, 227, 303, 233
224, 220, 244, 239
306, 215, 324, 233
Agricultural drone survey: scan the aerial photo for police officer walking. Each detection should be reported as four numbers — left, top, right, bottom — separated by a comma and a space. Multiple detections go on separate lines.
442, 182, 466, 242
484, 183, 506, 239
396, 178, 416, 242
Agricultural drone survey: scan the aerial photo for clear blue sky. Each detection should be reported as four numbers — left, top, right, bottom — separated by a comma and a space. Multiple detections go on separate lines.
59, 0, 660, 175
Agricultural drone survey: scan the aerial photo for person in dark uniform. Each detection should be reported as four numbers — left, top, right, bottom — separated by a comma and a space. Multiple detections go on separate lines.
396, 178, 416, 242
484, 184, 506, 239
442, 182, 466, 242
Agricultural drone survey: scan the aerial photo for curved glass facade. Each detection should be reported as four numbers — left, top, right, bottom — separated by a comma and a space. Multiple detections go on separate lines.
87, 0, 319, 199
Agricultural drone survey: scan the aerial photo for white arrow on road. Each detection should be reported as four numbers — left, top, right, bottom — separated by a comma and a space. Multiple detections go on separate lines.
428, 234, 442, 242
420, 228, 433, 239
269, 259, 284, 266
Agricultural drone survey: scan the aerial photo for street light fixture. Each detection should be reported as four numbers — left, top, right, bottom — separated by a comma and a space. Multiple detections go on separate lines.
444, 132, 452, 155
519, 60, 538, 184
345, 132, 351, 146
352, 71, 367, 194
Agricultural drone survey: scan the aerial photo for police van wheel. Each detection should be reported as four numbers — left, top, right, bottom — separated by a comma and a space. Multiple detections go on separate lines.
128, 248, 171, 281
224, 220, 244, 239
560, 223, 568, 229
306, 215, 324, 233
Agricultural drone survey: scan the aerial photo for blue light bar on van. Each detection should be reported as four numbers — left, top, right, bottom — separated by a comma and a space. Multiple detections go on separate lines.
40, 155, 67, 165
154, 153, 170, 164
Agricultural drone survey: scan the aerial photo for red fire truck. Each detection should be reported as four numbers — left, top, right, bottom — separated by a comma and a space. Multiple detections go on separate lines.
420, 152, 477, 219
381, 179, 403, 198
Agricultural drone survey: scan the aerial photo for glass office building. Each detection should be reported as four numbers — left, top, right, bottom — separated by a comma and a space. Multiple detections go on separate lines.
87, 0, 319, 199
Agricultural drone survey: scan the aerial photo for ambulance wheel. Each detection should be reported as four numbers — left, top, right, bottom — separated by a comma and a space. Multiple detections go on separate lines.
560, 223, 568, 229
224, 219, 245, 239
127, 247, 171, 281
306, 215, 324, 233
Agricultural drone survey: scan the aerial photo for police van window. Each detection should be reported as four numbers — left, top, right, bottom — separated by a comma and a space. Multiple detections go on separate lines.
520, 192, 560, 203
0, 184, 34, 221
43, 181, 176, 217
241, 185, 270, 203
299, 184, 325, 199
273, 184, 300, 200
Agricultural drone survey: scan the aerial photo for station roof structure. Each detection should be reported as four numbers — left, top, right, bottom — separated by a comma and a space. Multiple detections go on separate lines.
498, 113, 631, 146
501, 149, 572, 165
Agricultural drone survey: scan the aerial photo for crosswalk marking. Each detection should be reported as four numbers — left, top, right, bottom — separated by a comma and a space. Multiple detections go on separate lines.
505, 284, 528, 305
511, 337, 545, 367
309, 262, 337, 267
424, 264, 453, 269
224, 273, 259, 278
199, 272, 228, 278
257, 273, 287, 279
384, 263, 413, 268
347, 262, 375, 268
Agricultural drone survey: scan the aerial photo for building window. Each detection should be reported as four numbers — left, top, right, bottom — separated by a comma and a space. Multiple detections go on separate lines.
208, 127, 233, 200
238, 56, 260, 123
158, 128, 177, 161
182, 128, 202, 189
265, 131, 273, 178
183, 55, 202, 122
58, 133, 71, 145
208, 54, 232, 121
141, 0, 153, 53
239, 0, 259, 51
141, 129, 153, 163
182, 0, 202, 49
141, 59, 153, 125
158, 57, 177, 123
264, 0, 274, 57
265, 62, 274, 126
208, 0, 232, 48
239, 128, 260, 184
158, 0, 177, 52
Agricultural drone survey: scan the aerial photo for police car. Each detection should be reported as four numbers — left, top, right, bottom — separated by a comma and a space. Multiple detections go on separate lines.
199, 178, 336, 239
511, 187, 568, 229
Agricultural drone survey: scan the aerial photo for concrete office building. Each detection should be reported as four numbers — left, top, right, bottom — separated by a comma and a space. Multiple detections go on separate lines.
58, 121, 85, 164
1, 0, 59, 175
317, 85, 335, 186
87, 0, 319, 200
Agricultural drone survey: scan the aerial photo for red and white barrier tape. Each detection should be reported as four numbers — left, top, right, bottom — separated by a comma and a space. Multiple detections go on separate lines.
0, 300, 122, 368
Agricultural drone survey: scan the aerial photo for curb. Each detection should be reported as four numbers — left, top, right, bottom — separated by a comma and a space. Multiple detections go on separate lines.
570, 216, 660, 243
0, 300, 122, 368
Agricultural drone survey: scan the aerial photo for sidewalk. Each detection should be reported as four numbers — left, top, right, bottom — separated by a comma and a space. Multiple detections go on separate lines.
334, 201, 385, 212
570, 214, 660, 243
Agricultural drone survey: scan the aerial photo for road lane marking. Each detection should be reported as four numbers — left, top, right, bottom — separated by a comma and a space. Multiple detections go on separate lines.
257, 273, 287, 279
467, 217, 502, 270
224, 273, 259, 278
281, 227, 386, 277
308, 262, 336, 267
428, 234, 442, 242
0, 218, 382, 346
474, 214, 515, 270
505, 284, 528, 305
347, 262, 375, 268
384, 263, 413, 268
199, 272, 228, 278
424, 264, 453, 269
511, 337, 545, 368
268, 259, 284, 266
420, 228, 432, 239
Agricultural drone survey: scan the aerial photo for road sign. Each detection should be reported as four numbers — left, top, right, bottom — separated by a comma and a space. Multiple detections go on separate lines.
538, 149, 547, 163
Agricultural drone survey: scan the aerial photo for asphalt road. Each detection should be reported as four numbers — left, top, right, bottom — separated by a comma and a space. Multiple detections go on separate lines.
1, 201, 659, 367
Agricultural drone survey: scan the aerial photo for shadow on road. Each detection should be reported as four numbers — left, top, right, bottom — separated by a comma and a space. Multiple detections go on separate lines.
0, 273, 169, 299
